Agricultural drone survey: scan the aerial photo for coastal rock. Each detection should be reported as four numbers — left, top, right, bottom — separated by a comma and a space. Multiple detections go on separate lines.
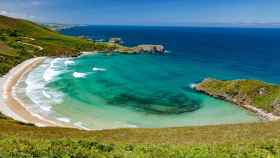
114, 44, 166, 54
133, 45, 165, 53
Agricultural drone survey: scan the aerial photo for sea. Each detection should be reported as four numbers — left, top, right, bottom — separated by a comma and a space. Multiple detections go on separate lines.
14, 26, 280, 130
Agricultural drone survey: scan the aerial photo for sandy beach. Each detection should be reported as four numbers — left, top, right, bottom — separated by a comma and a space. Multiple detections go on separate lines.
0, 57, 69, 127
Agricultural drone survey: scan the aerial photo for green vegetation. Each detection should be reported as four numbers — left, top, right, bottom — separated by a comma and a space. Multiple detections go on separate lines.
0, 112, 280, 157
196, 78, 280, 114
0, 15, 121, 76
0, 15, 164, 75
2, 15, 280, 157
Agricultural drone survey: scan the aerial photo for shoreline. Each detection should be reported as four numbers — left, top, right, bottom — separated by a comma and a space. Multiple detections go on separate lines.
0, 57, 73, 128
1, 56, 276, 130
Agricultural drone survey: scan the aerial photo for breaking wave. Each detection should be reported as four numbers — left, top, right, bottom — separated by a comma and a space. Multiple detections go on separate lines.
56, 117, 71, 123
64, 60, 75, 66
73, 72, 87, 78
92, 67, 107, 72
43, 58, 64, 82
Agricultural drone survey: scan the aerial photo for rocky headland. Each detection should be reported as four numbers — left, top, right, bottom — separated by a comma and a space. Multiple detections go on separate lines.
114, 44, 165, 54
107, 37, 165, 54
194, 78, 280, 121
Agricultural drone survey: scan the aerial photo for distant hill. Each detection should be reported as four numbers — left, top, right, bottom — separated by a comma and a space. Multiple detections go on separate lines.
42, 23, 86, 31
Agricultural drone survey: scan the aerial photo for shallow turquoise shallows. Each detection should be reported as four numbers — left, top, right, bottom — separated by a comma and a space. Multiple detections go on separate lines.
15, 53, 258, 130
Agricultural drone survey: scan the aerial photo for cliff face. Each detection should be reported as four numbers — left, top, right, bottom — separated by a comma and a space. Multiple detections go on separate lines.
195, 78, 280, 118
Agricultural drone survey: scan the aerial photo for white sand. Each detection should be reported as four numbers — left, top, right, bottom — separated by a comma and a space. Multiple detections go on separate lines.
0, 57, 64, 127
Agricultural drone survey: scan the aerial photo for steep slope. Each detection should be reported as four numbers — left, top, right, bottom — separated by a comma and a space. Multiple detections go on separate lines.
0, 15, 116, 75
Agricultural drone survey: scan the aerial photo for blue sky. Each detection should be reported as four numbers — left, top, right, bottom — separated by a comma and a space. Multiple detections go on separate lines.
1, 0, 280, 26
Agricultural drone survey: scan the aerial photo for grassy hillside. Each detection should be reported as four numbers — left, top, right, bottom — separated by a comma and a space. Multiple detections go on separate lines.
195, 78, 280, 114
0, 113, 280, 157
0, 15, 118, 75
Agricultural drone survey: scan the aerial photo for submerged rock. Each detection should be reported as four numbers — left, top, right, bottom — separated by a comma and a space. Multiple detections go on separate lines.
108, 92, 201, 115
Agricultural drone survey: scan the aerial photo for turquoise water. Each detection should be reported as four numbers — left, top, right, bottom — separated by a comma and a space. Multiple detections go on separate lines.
15, 53, 258, 129
17, 26, 280, 129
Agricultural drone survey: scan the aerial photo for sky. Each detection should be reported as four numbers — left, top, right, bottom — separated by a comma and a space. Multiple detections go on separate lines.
0, 0, 280, 26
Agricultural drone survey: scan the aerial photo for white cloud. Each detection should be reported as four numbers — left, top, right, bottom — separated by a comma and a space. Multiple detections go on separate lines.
0, 10, 8, 15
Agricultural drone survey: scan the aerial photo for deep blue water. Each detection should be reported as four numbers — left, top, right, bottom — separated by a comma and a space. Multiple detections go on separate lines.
62, 26, 280, 83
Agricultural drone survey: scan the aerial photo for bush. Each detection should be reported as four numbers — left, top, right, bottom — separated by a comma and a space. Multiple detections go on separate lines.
0, 138, 280, 158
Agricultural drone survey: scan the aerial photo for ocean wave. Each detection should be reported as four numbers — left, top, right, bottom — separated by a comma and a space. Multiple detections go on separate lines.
43, 58, 64, 82
64, 60, 75, 66
56, 117, 71, 123
26, 80, 64, 105
92, 67, 106, 72
164, 50, 171, 54
39, 105, 52, 112
24, 60, 65, 117
73, 72, 87, 78
42, 90, 52, 99
47, 89, 64, 104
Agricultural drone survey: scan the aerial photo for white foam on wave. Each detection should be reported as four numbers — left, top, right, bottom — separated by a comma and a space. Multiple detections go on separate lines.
42, 90, 52, 99
11, 58, 84, 128
64, 60, 75, 66
48, 90, 64, 104
43, 58, 64, 82
164, 50, 171, 53
24, 59, 65, 114
40, 105, 52, 112
57, 117, 71, 123
92, 67, 106, 72
73, 72, 87, 78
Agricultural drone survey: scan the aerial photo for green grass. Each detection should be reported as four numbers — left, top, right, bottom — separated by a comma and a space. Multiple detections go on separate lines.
0, 41, 17, 57
1, 114, 280, 157
0, 15, 122, 76
196, 78, 280, 113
